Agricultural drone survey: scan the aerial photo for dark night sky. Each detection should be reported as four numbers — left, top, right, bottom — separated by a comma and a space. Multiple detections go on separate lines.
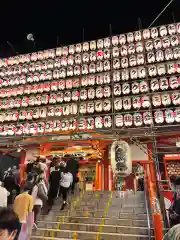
0, 0, 179, 57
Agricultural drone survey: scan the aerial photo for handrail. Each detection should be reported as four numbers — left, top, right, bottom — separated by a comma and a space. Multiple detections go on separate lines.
144, 178, 151, 240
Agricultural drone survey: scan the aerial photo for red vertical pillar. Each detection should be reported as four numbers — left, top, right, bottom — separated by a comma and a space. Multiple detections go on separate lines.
104, 148, 109, 190
20, 150, 26, 187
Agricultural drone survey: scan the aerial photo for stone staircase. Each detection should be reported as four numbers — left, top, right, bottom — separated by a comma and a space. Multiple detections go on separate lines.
31, 191, 153, 240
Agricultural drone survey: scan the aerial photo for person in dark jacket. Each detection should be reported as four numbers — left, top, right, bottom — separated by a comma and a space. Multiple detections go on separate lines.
47, 165, 61, 212
65, 155, 79, 194
3, 172, 19, 205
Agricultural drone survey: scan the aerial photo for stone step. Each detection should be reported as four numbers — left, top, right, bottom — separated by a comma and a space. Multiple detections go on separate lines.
37, 221, 153, 235
31, 228, 153, 240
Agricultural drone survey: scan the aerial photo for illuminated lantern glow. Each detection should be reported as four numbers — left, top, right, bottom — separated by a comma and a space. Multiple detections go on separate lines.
154, 38, 162, 50
62, 46, 69, 56
165, 109, 174, 123
95, 117, 103, 128
83, 52, 89, 63
148, 65, 157, 77
170, 35, 179, 47
82, 64, 89, 74
162, 37, 170, 48
104, 116, 112, 128
168, 24, 176, 35
143, 29, 151, 39
88, 75, 95, 86
90, 41, 96, 50
88, 88, 95, 100
132, 96, 141, 109
134, 31, 142, 41
169, 76, 179, 89
56, 92, 64, 103
113, 71, 121, 82
33, 108, 40, 119
150, 78, 159, 91
48, 106, 55, 117
103, 99, 111, 111
152, 94, 162, 107
115, 114, 123, 127
159, 25, 167, 37
104, 49, 110, 59
161, 93, 171, 106
123, 97, 131, 110
97, 39, 104, 49
114, 83, 121, 96
79, 102, 87, 114
87, 118, 94, 130
63, 104, 70, 116
137, 54, 144, 65
134, 113, 143, 126
37, 122, 46, 133
95, 100, 103, 112
114, 98, 122, 111
104, 38, 111, 48
75, 54, 82, 65
157, 64, 166, 76
69, 45, 75, 55
83, 42, 89, 52
87, 102, 94, 114
120, 45, 128, 56
151, 27, 158, 39
154, 110, 164, 124
156, 50, 164, 62
129, 55, 137, 67
89, 62, 96, 73
76, 44, 82, 53
90, 51, 96, 62
103, 86, 111, 98
172, 92, 180, 105
96, 61, 103, 72
173, 48, 180, 59
141, 95, 150, 108
54, 106, 62, 116
124, 113, 133, 126
63, 91, 71, 102
113, 47, 119, 58
96, 86, 103, 98
121, 69, 129, 80
72, 90, 79, 101
39, 108, 47, 118
174, 108, 180, 122
165, 48, 173, 60
130, 68, 138, 79
121, 57, 128, 68
80, 89, 87, 100
127, 32, 134, 43
26, 109, 33, 120
112, 36, 119, 46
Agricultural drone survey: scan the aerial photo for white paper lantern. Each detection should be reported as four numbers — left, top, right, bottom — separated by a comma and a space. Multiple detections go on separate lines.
138, 66, 146, 78
167, 62, 175, 74
115, 114, 124, 127
127, 32, 134, 43
11, 111, 19, 121
159, 25, 167, 37
82, 64, 89, 74
121, 57, 128, 68
96, 61, 103, 72
169, 76, 179, 89
95, 117, 103, 128
156, 50, 164, 62
172, 92, 180, 105
43, 82, 51, 92
143, 112, 152, 125
137, 54, 144, 65
152, 94, 162, 107
121, 69, 129, 80
114, 98, 122, 111
157, 64, 166, 76
72, 90, 79, 101
41, 94, 49, 105
56, 92, 64, 103
90, 41, 96, 50
132, 96, 141, 109
76, 44, 82, 53
103, 99, 111, 112
83, 53, 89, 63
103, 38, 110, 48
89, 62, 96, 73
162, 37, 170, 48
31, 52, 38, 61
174, 108, 180, 122
33, 108, 40, 119
104, 49, 110, 59
63, 104, 70, 116
134, 113, 143, 126
64, 91, 71, 102
165, 109, 174, 123
82, 42, 89, 52
141, 95, 150, 108
154, 110, 164, 124
53, 70, 60, 79
74, 54, 82, 65
97, 39, 104, 49
171, 35, 179, 47
129, 55, 137, 67
96, 75, 103, 85
148, 65, 157, 77
151, 27, 158, 39
45, 121, 54, 132
165, 48, 173, 60
124, 114, 133, 126
70, 103, 78, 115
87, 102, 94, 114
104, 86, 111, 98
72, 78, 80, 88
54, 106, 62, 116
114, 83, 121, 96
59, 68, 66, 78
112, 36, 119, 46
104, 73, 111, 84
79, 102, 87, 114
113, 71, 121, 82
104, 60, 111, 71
16, 124, 24, 135
154, 38, 162, 50
113, 47, 119, 58
88, 88, 95, 100
51, 81, 59, 91
86, 118, 94, 130
69, 45, 75, 55
143, 29, 151, 39
122, 82, 130, 95
49, 93, 57, 105
134, 31, 142, 41
123, 97, 131, 110
80, 89, 87, 100
145, 40, 153, 51
151, 78, 159, 91
95, 100, 103, 112
120, 45, 128, 56
39, 108, 47, 118
104, 116, 112, 128
89, 51, 96, 62
173, 48, 180, 59
168, 24, 176, 35
161, 93, 171, 106
48, 106, 55, 117
130, 68, 138, 79
96, 86, 103, 98
37, 122, 46, 133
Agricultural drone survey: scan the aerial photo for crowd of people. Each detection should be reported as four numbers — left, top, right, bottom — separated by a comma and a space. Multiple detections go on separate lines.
0, 155, 79, 239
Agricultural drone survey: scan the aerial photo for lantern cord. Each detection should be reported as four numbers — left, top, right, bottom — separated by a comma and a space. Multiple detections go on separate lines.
148, 0, 175, 28
6, 41, 18, 55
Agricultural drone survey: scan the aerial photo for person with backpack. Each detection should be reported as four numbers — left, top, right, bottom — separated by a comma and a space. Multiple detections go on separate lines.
31, 175, 48, 228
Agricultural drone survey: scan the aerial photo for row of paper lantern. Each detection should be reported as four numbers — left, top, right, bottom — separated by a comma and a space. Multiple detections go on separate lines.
1, 24, 180, 67
0, 62, 177, 89
1, 92, 180, 122
0, 116, 113, 136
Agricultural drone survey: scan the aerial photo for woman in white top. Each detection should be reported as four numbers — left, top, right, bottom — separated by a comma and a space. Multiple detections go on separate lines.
0, 181, 10, 207
31, 175, 48, 228
60, 166, 73, 210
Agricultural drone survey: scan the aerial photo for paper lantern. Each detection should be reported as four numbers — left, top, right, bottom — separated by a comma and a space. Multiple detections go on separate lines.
129, 55, 137, 67
103, 37, 110, 48
72, 78, 80, 88
95, 100, 103, 112
148, 65, 157, 77
103, 99, 111, 112
75, 54, 82, 65
56, 92, 64, 103
87, 102, 94, 114
154, 38, 162, 50
69, 45, 75, 55
134, 31, 141, 42
167, 62, 175, 74
145, 40, 154, 51
174, 108, 180, 122
31, 52, 38, 61
104, 85, 111, 98
48, 106, 55, 117
113, 71, 121, 82
138, 66, 146, 78
46, 70, 53, 80
16, 124, 24, 135
37, 122, 46, 133
62, 46, 69, 56
33, 108, 40, 119
151, 27, 158, 39
121, 69, 129, 80
137, 54, 144, 65
165, 48, 173, 60
112, 36, 119, 46
114, 83, 121, 96
115, 114, 123, 127
104, 116, 112, 128
79, 102, 87, 114
14, 97, 22, 108
113, 58, 121, 69
41, 94, 49, 105
114, 98, 122, 111
59, 68, 66, 78
97, 39, 104, 49
156, 50, 164, 62
120, 45, 128, 56
172, 92, 180, 105
159, 25, 167, 37
161, 93, 171, 106
124, 114, 133, 126
141, 95, 150, 108
75, 44, 82, 53
9, 98, 15, 109
39, 108, 47, 118
112, 47, 119, 58
83, 42, 89, 52
154, 110, 164, 124
89, 62, 96, 73
132, 96, 141, 109
123, 97, 131, 110
90, 41, 96, 50
162, 37, 170, 49
128, 43, 135, 55
90, 51, 96, 62
12, 111, 19, 121
169, 76, 179, 89
97, 50, 104, 61
86, 118, 94, 130
54, 106, 62, 116
143, 29, 150, 39
22, 96, 29, 107
165, 109, 174, 123
95, 116, 103, 128
96, 86, 103, 98
63, 104, 70, 116
26, 109, 33, 120
157, 64, 166, 75
143, 112, 152, 125
45, 121, 54, 132
54, 58, 61, 68
69, 119, 77, 130
104, 60, 111, 71
121, 57, 128, 68
64, 91, 71, 102
78, 118, 87, 130
173, 48, 180, 59
151, 78, 159, 91
96, 61, 103, 72
104, 49, 110, 59
134, 113, 143, 126
29, 123, 38, 134
168, 24, 176, 35
152, 94, 161, 107
80, 89, 87, 100
82, 64, 89, 74
88, 88, 95, 100
170, 35, 179, 47
83, 52, 89, 63
81, 77, 88, 86
72, 90, 79, 101
140, 81, 148, 93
